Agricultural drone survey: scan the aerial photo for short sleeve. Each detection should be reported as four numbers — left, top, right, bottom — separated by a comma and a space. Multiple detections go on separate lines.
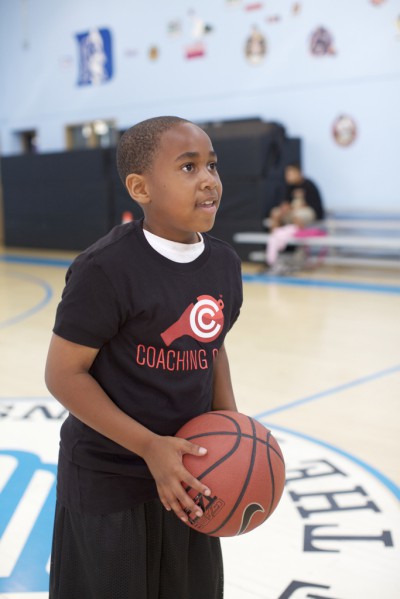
53, 257, 121, 348
228, 254, 243, 331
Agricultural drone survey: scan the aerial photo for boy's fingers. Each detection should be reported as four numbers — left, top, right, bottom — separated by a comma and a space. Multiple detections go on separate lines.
182, 471, 211, 497
160, 479, 208, 523
157, 492, 171, 512
183, 441, 207, 457
172, 490, 204, 523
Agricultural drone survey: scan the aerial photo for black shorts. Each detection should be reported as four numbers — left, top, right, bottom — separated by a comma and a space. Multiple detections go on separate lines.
49, 499, 223, 599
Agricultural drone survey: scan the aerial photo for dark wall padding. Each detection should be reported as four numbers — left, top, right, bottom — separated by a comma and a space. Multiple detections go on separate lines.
2, 150, 112, 250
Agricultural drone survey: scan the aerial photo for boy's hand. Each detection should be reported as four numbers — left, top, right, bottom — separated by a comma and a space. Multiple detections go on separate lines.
143, 435, 210, 523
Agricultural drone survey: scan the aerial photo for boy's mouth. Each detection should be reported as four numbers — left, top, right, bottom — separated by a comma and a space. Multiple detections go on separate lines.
196, 195, 219, 208
196, 199, 218, 212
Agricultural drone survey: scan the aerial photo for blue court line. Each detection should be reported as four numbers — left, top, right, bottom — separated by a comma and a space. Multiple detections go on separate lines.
0, 272, 53, 330
2, 254, 400, 295
258, 421, 400, 501
0, 254, 72, 268
242, 273, 400, 295
255, 364, 400, 419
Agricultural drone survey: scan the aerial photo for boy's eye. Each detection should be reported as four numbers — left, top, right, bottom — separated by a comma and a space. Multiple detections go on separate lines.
182, 163, 195, 172
209, 162, 218, 171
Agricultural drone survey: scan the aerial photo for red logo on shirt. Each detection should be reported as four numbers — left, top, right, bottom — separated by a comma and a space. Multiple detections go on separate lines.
161, 295, 224, 347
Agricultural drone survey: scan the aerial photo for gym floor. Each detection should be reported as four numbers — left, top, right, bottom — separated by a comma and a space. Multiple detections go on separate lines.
0, 248, 399, 598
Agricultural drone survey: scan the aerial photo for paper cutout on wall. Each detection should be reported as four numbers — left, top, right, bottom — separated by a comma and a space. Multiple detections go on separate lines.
188, 10, 214, 39
332, 115, 357, 147
168, 20, 182, 37
245, 2, 263, 11
185, 41, 206, 59
75, 28, 113, 86
292, 3, 302, 15
124, 48, 139, 58
266, 15, 282, 24
148, 46, 160, 61
370, 0, 386, 5
309, 27, 336, 56
245, 26, 267, 64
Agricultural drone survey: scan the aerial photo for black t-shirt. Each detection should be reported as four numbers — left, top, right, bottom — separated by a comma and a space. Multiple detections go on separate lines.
53, 220, 243, 513
285, 178, 325, 220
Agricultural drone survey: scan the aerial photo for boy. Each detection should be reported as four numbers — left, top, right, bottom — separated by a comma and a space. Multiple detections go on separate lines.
45, 116, 243, 598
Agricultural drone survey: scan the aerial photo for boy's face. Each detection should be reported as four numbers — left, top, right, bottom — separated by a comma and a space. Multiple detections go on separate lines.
140, 122, 222, 243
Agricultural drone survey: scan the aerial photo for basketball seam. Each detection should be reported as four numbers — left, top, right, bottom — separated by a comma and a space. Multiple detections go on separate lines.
185, 430, 284, 463
265, 430, 276, 518
206, 415, 258, 536
183, 413, 243, 491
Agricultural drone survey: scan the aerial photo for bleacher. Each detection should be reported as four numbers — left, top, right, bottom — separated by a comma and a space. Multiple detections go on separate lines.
234, 210, 400, 270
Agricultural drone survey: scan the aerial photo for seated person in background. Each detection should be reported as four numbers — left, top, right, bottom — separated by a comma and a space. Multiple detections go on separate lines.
267, 163, 324, 230
264, 164, 325, 272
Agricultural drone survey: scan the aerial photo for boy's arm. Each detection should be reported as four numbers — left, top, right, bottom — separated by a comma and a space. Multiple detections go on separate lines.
212, 343, 237, 412
45, 333, 211, 522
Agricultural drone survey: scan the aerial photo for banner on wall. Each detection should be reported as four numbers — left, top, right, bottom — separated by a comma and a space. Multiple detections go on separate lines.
75, 28, 113, 86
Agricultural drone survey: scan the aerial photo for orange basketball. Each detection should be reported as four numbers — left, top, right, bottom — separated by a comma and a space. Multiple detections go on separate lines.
175, 410, 285, 537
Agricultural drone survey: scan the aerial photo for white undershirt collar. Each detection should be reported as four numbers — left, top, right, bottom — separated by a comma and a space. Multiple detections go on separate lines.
143, 229, 205, 263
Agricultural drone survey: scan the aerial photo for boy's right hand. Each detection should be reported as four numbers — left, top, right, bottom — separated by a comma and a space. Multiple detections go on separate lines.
142, 434, 211, 523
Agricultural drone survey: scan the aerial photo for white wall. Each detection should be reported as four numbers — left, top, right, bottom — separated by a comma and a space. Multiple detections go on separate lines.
1, 0, 399, 210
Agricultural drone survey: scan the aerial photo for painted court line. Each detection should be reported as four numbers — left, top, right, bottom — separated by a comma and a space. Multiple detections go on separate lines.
259, 421, 400, 501
255, 364, 400, 500
242, 273, 400, 295
2, 253, 400, 295
0, 255, 72, 268
255, 363, 400, 418
0, 273, 53, 330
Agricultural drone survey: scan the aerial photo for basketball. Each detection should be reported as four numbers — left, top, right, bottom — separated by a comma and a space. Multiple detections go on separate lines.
175, 410, 285, 537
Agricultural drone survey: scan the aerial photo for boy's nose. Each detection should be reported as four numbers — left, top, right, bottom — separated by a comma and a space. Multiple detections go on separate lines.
200, 169, 218, 189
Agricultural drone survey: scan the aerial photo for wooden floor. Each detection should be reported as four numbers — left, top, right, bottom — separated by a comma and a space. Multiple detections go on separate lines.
0, 247, 399, 598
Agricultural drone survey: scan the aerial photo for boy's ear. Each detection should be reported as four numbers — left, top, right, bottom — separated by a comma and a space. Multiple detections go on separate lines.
125, 174, 150, 205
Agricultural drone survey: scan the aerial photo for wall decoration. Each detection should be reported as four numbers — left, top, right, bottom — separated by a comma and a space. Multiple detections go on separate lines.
332, 114, 357, 147
245, 2, 264, 11
75, 28, 113, 86
245, 25, 267, 64
309, 26, 336, 56
370, 0, 386, 5
292, 3, 302, 15
185, 41, 206, 59
124, 48, 139, 58
148, 46, 159, 61
168, 20, 182, 37
188, 10, 214, 39
266, 15, 282, 24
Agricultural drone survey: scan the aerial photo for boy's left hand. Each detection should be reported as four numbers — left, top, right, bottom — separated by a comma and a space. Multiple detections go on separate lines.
142, 434, 211, 523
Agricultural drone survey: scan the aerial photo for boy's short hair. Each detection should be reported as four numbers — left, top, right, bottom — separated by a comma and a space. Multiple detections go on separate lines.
116, 115, 190, 184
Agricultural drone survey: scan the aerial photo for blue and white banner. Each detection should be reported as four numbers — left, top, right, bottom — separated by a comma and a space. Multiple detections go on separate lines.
75, 28, 113, 86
